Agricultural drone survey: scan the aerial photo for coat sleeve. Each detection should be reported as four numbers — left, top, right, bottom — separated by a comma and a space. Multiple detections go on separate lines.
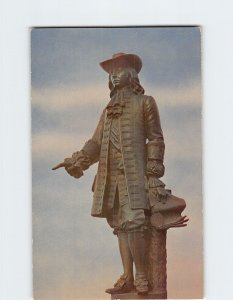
81, 108, 106, 164
143, 96, 165, 162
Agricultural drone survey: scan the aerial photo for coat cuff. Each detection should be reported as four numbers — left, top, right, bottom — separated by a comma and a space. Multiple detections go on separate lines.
71, 150, 91, 170
147, 141, 165, 161
82, 139, 100, 163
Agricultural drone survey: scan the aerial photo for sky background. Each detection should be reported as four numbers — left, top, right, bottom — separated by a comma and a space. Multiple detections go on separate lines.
31, 27, 202, 299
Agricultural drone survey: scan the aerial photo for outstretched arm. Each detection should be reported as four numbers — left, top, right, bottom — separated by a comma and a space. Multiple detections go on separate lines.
52, 109, 106, 178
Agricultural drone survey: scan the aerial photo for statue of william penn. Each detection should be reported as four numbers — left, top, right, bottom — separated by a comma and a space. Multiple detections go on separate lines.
53, 53, 169, 296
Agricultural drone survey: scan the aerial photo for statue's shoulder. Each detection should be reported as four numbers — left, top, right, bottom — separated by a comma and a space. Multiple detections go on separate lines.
136, 93, 154, 99
138, 94, 156, 105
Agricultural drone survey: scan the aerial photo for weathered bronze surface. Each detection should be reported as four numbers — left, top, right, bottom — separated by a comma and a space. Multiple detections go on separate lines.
52, 52, 188, 299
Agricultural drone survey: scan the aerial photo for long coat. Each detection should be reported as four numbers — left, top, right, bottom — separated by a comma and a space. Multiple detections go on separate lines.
82, 88, 165, 218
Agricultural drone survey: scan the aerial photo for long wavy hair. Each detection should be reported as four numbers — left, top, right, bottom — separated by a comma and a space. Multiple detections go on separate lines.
109, 68, 145, 97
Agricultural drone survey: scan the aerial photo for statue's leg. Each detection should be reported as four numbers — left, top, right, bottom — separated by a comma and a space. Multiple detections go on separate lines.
118, 232, 134, 283
128, 231, 149, 295
122, 206, 149, 295
105, 195, 134, 294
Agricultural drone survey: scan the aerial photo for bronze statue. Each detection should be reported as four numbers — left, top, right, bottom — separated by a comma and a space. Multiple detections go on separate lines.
53, 53, 188, 299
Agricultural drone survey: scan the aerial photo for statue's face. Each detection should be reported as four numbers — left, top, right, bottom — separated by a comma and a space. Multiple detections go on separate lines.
110, 67, 130, 88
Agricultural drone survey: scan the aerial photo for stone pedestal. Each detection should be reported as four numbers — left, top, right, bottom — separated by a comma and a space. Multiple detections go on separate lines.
111, 291, 167, 300
147, 228, 167, 297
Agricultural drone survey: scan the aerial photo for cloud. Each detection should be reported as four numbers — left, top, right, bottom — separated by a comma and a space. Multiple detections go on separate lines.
32, 79, 201, 164
148, 79, 202, 108
32, 125, 201, 166
165, 127, 202, 161
32, 131, 90, 162
32, 79, 201, 112
32, 82, 109, 112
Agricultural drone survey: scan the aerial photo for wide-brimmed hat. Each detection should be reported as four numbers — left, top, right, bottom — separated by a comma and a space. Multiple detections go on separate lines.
100, 52, 142, 74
